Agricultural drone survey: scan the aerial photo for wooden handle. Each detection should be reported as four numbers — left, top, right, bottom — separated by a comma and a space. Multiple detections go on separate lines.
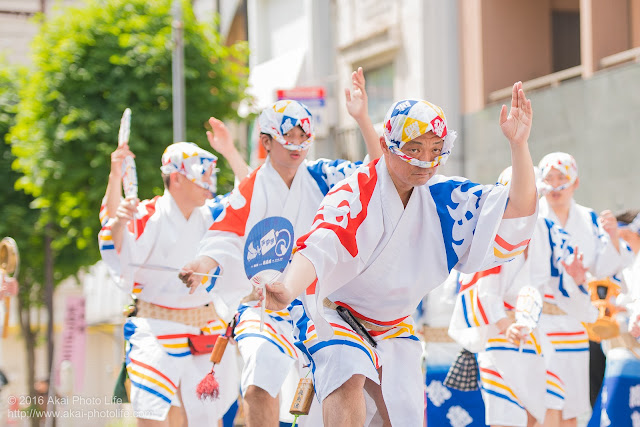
209, 335, 228, 364
289, 378, 314, 415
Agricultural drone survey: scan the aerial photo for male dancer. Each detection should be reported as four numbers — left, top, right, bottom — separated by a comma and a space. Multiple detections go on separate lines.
449, 166, 592, 427
180, 68, 381, 426
264, 82, 538, 426
536, 152, 634, 426
99, 138, 247, 426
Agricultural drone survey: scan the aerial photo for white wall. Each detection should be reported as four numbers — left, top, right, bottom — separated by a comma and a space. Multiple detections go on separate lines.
333, 0, 462, 171
463, 62, 640, 213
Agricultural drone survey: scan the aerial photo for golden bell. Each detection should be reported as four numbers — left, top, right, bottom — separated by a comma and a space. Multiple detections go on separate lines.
585, 279, 622, 343
0, 237, 19, 340
0, 237, 19, 277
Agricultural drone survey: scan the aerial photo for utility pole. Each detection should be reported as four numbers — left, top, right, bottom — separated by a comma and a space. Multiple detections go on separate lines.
171, 0, 186, 142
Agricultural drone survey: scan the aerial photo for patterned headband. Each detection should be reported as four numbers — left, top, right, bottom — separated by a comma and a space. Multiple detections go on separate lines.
538, 152, 578, 192
383, 99, 456, 168
258, 100, 314, 151
160, 142, 218, 192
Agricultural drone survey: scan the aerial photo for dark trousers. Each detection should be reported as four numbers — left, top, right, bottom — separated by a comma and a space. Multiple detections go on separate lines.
589, 340, 606, 407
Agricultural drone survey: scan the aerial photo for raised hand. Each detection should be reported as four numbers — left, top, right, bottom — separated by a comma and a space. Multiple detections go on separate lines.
107, 196, 139, 252
345, 67, 368, 122
110, 144, 135, 179
561, 247, 587, 285
114, 196, 139, 223
499, 81, 533, 147
206, 117, 234, 156
599, 210, 620, 243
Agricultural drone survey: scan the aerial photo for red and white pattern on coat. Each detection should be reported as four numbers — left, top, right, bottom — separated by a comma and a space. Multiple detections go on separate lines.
458, 266, 502, 294
98, 196, 160, 250
297, 159, 379, 258
128, 196, 160, 240
207, 166, 261, 236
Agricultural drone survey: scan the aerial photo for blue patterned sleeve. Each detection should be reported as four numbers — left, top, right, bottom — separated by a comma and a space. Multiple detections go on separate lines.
306, 158, 363, 195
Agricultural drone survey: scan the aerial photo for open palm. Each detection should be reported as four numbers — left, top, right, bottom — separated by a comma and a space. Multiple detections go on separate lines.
499, 81, 533, 146
561, 247, 587, 285
206, 117, 234, 155
345, 67, 368, 121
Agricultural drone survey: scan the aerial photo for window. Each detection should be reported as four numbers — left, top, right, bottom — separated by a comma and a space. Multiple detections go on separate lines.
353, 63, 394, 158
552, 10, 581, 72
363, 63, 394, 124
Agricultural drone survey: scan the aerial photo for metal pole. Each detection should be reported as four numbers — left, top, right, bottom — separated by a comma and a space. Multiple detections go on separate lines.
172, 0, 186, 142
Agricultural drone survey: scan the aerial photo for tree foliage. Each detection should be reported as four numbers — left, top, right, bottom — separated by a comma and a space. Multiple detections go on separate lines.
1, 60, 45, 409
0, 61, 44, 306
7, 0, 250, 281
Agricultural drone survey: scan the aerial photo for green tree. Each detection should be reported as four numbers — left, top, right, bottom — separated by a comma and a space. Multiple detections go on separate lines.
10, 0, 249, 277
0, 60, 44, 426
6, 0, 250, 396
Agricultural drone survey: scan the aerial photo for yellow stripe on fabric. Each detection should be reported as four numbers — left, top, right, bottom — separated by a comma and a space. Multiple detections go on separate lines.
201, 325, 225, 334
469, 290, 481, 327
162, 343, 189, 349
99, 234, 112, 241
303, 333, 318, 344
530, 332, 542, 354
235, 324, 296, 358
546, 380, 564, 392
381, 325, 414, 340
333, 330, 377, 363
397, 322, 416, 335
263, 309, 290, 317
237, 327, 296, 358
494, 247, 525, 259
550, 339, 589, 345
488, 338, 534, 346
481, 377, 518, 400
126, 367, 175, 396
132, 289, 142, 294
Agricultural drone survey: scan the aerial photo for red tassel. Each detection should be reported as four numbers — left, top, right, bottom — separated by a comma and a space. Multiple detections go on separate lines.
196, 368, 220, 400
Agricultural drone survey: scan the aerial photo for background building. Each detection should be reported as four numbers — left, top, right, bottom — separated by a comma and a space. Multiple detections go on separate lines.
459, 0, 640, 212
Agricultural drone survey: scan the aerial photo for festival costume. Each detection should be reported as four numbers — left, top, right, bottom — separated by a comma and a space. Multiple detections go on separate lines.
98, 143, 240, 424
291, 159, 536, 426
196, 100, 363, 423
287, 99, 537, 425
538, 196, 632, 419
450, 216, 590, 426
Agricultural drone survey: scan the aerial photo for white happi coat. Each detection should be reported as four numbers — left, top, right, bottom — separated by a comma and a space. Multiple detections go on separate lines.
295, 158, 537, 425
540, 198, 633, 298
197, 156, 361, 424
538, 197, 633, 419
449, 217, 591, 426
99, 190, 242, 314
98, 191, 239, 424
